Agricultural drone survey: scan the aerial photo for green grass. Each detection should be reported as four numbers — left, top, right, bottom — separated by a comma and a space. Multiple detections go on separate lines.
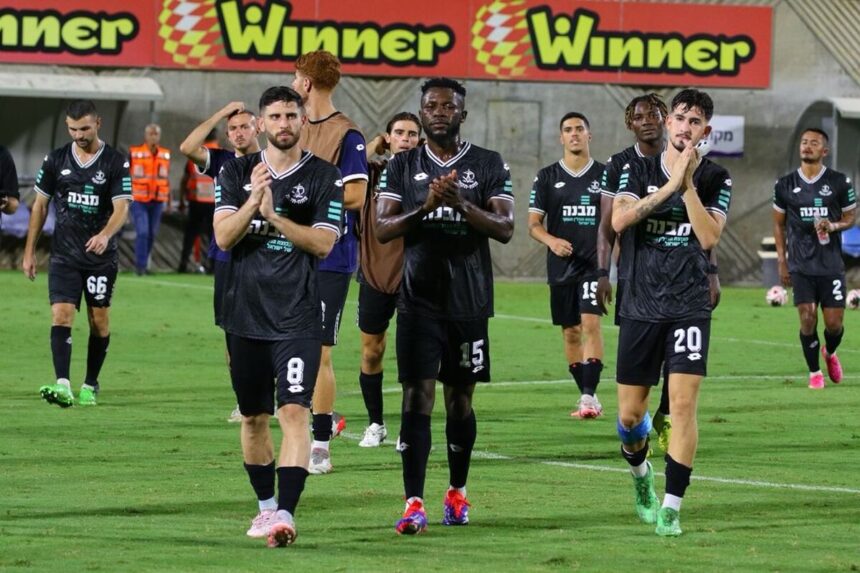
1, 270, 859, 572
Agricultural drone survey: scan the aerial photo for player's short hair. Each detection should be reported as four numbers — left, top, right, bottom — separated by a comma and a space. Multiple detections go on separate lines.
66, 99, 98, 120
420, 77, 466, 98
295, 50, 341, 91
670, 88, 714, 120
559, 112, 590, 131
386, 112, 421, 134
801, 128, 829, 144
624, 93, 668, 129
228, 109, 256, 121
258, 86, 304, 113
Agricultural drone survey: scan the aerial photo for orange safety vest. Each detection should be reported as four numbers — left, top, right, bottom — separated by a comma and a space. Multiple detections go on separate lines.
129, 144, 171, 203
184, 142, 218, 204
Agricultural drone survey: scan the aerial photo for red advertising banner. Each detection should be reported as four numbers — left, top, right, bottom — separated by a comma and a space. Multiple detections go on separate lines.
0, 0, 772, 88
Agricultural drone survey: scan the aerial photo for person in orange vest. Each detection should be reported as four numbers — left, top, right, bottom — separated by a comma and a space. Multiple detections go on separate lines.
129, 123, 171, 275
177, 128, 218, 273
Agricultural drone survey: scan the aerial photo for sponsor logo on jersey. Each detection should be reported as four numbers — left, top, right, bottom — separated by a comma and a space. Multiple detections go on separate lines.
92, 170, 106, 185
356, 144, 365, 151
647, 185, 659, 194
554, 181, 566, 188
562, 205, 596, 217
60, 169, 71, 176
503, 163, 510, 171
289, 183, 308, 204
334, 179, 343, 187
819, 184, 832, 196
724, 178, 732, 186
459, 169, 479, 189
413, 172, 428, 181
792, 187, 801, 194
243, 183, 253, 191
687, 352, 702, 361
68, 191, 100, 207
588, 180, 601, 194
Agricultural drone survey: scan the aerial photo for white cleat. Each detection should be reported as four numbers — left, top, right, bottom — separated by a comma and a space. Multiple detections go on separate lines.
570, 394, 603, 419
359, 423, 388, 448
308, 447, 332, 475
228, 405, 242, 423
267, 510, 297, 547
246, 509, 277, 538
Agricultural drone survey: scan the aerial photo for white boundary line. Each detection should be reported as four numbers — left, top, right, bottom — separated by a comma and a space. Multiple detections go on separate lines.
339, 432, 860, 495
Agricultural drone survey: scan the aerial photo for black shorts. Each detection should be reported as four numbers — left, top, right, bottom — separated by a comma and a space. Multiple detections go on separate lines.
616, 317, 711, 386
396, 313, 490, 386
226, 334, 320, 414
791, 272, 847, 308
213, 259, 228, 326
318, 271, 352, 346
357, 282, 397, 335
550, 276, 601, 326
48, 259, 118, 309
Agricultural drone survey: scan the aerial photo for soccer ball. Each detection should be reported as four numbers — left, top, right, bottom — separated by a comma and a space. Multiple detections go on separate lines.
765, 285, 788, 307
848, 289, 860, 310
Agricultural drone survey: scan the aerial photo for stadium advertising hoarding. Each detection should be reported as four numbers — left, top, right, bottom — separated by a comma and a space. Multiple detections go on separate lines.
0, 0, 771, 88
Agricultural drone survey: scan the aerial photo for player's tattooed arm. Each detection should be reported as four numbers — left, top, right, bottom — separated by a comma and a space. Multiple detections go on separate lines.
612, 148, 692, 233
214, 163, 266, 250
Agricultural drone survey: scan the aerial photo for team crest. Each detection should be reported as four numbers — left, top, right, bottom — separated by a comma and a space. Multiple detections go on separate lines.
459, 169, 479, 189
290, 183, 309, 204
819, 184, 832, 196
588, 180, 601, 194
92, 171, 106, 185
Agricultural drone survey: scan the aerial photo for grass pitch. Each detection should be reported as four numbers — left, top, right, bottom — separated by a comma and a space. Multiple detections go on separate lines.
1, 271, 858, 572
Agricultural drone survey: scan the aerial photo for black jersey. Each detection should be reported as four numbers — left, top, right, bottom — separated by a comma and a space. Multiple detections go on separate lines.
773, 167, 856, 276
0, 145, 18, 200
616, 153, 732, 322
34, 142, 131, 269
215, 150, 343, 340
529, 158, 604, 285
378, 142, 513, 320
602, 144, 653, 282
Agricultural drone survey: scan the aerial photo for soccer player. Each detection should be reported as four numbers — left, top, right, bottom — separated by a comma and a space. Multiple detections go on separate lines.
291, 50, 369, 473
376, 78, 514, 534
179, 101, 261, 422
129, 124, 171, 275
599, 93, 721, 451
22, 100, 131, 407
773, 128, 856, 389
528, 112, 607, 418
612, 89, 732, 536
356, 112, 421, 447
213, 86, 343, 547
0, 145, 20, 217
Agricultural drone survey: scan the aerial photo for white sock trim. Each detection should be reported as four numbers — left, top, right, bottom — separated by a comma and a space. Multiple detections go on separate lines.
312, 440, 330, 451
662, 493, 683, 511
259, 497, 277, 512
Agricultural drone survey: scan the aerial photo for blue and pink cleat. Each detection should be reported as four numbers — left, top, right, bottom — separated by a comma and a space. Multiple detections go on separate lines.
396, 498, 428, 535
441, 489, 471, 526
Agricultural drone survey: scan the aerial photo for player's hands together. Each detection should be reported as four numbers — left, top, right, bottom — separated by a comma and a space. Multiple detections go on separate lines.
684, 145, 702, 191
219, 101, 245, 119
670, 144, 694, 191
22, 252, 37, 281
815, 217, 833, 234
596, 276, 613, 315
778, 258, 791, 288
548, 237, 573, 258
435, 170, 465, 210
250, 162, 271, 207
423, 173, 450, 213
85, 233, 109, 255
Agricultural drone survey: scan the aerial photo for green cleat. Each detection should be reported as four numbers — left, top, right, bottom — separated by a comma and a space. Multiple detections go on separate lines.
653, 412, 672, 453
655, 507, 682, 537
633, 461, 660, 524
78, 386, 97, 406
39, 384, 75, 408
